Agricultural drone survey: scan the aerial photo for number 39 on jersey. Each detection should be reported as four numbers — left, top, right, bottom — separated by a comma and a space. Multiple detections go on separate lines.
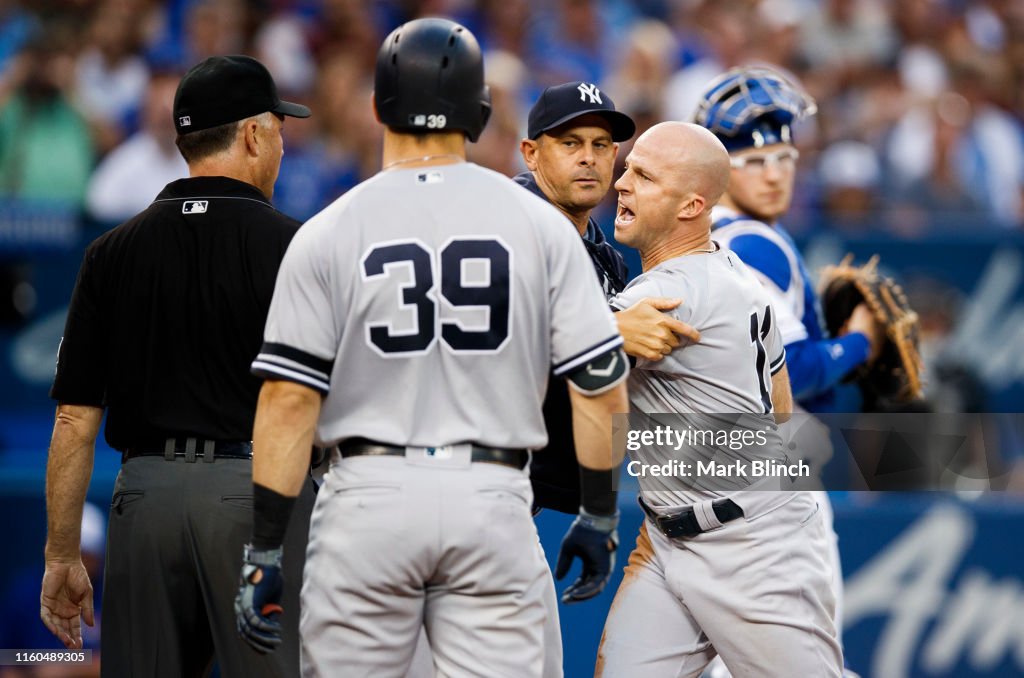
360, 237, 512, 357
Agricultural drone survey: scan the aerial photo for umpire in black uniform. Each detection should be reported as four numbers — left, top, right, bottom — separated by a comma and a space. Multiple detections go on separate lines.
41, 56, 315, 677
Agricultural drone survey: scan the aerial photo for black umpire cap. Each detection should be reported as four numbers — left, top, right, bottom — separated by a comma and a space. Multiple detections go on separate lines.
173, 55, 311, 135
527, 81, 635, 142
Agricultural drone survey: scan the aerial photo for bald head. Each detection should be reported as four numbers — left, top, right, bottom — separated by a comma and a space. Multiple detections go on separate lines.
636, 121, 731, 211
615, 121, 732, 266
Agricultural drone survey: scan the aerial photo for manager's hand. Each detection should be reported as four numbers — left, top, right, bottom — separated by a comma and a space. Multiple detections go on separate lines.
616, 297, 700, 361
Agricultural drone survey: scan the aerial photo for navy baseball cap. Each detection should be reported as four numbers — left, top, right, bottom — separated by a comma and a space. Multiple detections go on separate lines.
173, 55, 311, 135
527, 81, 635, 142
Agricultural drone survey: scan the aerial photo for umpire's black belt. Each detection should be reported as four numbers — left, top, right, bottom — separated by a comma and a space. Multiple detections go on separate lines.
122, 437, 253, 464
639, 496, 744, 539
339, 438, 529, 470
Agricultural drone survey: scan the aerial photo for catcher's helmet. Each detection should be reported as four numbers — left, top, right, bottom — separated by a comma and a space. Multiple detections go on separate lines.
693, 65, 816, 151
374, 18, 491, 142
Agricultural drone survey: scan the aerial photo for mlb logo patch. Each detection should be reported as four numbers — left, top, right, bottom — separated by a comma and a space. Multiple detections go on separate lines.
417, 171, 444, 184
179, 115, 191, 127
425, 446, 453, 460
182, 200, 208, 214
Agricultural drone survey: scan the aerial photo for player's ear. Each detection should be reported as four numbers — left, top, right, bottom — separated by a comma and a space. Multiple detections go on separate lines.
371, 92, 380, 123
677, 192, 707, 221
520, 138, 540, 171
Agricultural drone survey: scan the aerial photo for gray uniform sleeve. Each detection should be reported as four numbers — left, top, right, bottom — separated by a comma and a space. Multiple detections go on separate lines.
611, 271, 696, 328
611, 270, 700, 372
544, 213, 622, 376
611, 270, 694, 318
252, 224, 338, 394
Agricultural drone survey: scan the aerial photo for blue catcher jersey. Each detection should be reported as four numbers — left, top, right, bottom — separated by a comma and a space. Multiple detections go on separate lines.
711, 206, 864, 412
711, 206, 822, 345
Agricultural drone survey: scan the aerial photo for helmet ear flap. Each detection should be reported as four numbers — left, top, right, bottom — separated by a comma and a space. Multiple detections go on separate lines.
472, 85, 493, 142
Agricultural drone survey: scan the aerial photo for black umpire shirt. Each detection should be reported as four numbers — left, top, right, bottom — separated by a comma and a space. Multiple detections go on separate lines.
50, 176, 300, 451
514, 172, 628, 513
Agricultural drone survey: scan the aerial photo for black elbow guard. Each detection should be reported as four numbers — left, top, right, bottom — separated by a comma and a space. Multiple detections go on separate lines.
565, 347, 628, 395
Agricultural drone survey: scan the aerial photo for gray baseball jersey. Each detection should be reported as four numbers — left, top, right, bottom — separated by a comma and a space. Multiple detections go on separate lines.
610, 244, 786, 507
253, 162, 621, 449
601, 245, 842, 677
252, 161, 622, 678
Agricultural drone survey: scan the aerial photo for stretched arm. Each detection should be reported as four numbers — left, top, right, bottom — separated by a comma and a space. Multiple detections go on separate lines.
42, 403, 102, 649
614, 297, 700, 362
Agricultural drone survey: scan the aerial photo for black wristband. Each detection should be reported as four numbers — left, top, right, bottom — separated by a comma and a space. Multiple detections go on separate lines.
252, 483, 297, 550
579, 465, 619, 516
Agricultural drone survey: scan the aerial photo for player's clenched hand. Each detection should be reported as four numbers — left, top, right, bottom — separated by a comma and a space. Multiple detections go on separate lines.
235, 545, 285, 654
615, 298, 700, 361
40, 560, 94, 649
554, 509, 619, 604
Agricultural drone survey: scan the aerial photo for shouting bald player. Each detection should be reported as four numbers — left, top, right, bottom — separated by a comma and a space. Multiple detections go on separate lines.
596, 122, 842, 677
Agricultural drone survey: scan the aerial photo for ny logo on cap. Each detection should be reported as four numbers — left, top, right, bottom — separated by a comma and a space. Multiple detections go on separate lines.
578, 83, 602, 105
179, 116, 191, 127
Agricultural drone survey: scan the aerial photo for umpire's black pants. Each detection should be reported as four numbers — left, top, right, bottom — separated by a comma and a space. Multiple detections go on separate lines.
100, 456, 315, 678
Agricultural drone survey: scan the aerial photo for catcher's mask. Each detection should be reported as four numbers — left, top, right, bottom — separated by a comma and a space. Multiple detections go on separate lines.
693, 65, 816, 152
374, 18, 492, 142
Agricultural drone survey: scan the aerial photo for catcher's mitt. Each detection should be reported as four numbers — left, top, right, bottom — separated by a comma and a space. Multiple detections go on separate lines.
820, 254, 924, 403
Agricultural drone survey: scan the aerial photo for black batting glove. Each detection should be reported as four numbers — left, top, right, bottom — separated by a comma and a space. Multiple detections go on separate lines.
554, 508, 619, 604
234, 545, 284, 654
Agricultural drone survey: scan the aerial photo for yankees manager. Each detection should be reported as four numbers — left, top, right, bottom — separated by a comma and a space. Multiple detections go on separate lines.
41, 56, 316, 677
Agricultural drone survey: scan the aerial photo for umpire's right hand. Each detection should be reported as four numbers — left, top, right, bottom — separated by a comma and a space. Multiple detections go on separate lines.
554, 509, 620, 604
234, 545, 285, 653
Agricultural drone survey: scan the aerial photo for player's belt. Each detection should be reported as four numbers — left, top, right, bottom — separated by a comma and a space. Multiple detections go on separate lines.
122, 438, 253, 463
638, 496, 744, 539
339, 438, 529, 470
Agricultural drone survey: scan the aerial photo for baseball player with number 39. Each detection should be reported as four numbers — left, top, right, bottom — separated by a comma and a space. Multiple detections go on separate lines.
232, 18, 629, 677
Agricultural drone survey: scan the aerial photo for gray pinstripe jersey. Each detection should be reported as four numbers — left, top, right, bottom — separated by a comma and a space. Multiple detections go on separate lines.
610, 244, 786, 506
253, 162, 622, 450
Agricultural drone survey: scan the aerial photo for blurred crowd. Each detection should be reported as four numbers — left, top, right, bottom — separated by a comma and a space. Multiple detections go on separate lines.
2, 0, 1024, 232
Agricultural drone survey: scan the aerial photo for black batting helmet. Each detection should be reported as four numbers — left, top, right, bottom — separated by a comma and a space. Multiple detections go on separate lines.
374, 18, 491, 142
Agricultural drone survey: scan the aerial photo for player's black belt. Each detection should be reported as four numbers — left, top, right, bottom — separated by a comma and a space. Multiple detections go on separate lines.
639, 496, 744, 539
339, 438, 529, 470
122, 437, 253, 464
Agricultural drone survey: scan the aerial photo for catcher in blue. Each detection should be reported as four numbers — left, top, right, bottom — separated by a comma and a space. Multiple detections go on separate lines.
596, 120, 842, 677
692, 65, 882, 678
693, 65, 884, 414
232, 19, 628, 678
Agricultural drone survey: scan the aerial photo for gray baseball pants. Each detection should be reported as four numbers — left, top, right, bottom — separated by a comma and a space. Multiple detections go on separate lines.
597, 492, 842, 677
300, 450, 551, 677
